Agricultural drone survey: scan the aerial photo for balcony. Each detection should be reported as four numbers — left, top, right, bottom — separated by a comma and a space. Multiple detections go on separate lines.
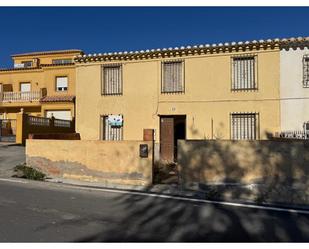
0, 88, 46, 104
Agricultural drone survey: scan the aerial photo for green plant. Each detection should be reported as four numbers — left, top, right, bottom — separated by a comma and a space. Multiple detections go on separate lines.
13, 164, 46, 181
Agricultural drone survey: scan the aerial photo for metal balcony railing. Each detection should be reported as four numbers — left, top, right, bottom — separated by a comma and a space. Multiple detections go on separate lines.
0, 90, 43, 103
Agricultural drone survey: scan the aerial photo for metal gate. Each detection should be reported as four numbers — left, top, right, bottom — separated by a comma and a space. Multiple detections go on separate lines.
0, 119, 16, 142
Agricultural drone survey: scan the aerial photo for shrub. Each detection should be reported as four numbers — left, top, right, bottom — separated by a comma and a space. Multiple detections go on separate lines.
13, 164, 46, 181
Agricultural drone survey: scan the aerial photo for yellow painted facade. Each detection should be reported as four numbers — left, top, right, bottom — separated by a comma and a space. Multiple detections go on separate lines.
76, 46, 280, 142
0, 50, 82, 120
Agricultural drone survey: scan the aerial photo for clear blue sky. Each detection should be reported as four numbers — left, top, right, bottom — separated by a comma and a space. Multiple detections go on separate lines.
1, 7, 309, 67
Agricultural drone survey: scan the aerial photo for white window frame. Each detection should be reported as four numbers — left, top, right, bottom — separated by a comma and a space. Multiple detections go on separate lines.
56, 76, 68, 92
20, 82, 31, 92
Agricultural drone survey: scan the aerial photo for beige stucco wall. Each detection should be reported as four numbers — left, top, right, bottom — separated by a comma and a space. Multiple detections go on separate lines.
76, 49, 280, 141
177, 140, 309, 187
0, 64, 77, 119
26, 140, 153, 187
12, 52, 78, 65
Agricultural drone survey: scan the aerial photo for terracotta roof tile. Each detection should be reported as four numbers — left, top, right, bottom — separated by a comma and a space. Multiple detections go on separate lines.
75, 36, 309, 63
40, 95, 75, 103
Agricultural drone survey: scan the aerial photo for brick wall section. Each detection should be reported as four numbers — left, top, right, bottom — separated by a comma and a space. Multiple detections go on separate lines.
26, 140, 153, 187
177, 140, 309, 189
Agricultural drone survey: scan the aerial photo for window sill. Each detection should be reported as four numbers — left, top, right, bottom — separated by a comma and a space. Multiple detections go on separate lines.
231, 88, 258, 92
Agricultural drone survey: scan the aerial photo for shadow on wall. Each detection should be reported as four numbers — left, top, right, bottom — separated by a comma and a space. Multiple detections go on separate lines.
30, 132, 309, 242
177, 125, 309, 206
26, 140, 153, 187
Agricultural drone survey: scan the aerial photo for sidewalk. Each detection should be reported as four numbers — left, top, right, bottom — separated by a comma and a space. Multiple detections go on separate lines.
45, 176, 309, 212
0, 143, 25, 177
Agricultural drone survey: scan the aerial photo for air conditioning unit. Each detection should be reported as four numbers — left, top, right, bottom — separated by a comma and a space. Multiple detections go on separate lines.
14, 63, 25, 69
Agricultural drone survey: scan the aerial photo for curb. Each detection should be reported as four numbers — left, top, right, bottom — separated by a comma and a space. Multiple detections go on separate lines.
1, 176, 309, 215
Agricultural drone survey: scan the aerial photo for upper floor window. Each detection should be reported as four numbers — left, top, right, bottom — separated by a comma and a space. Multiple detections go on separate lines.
102, 65, 122, 95
303, 55, 309, 88
56, 76, 68, 91
52, 59, 72, 65
22, 61, 33, 68
232, 56, 257, 91
162, 61, 184, 93
231, 113, 259, 140
20, 82, 31, 92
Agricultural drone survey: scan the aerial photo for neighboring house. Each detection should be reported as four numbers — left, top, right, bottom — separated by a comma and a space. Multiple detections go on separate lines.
74, 38, 285, 161
280, 39, 309, 132
0, 49, 83, 121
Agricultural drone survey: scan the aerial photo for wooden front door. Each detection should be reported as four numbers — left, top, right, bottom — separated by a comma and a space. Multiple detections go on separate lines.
160, 117, 174, 162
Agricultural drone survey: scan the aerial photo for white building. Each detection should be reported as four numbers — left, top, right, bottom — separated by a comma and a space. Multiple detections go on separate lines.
280, 44, 309, 132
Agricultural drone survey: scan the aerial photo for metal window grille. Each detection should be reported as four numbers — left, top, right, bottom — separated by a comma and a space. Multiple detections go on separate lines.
21, 61, 33, 68
102, 65, 122, 95
101, 116, 123, 141
52, 59, 72, 65
231, 113, 259, 140
162, 61, 184, 93
232, 56, 256, 90
303, 56, 309, 87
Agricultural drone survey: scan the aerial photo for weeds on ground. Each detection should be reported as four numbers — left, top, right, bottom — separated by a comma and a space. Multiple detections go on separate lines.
153, 160, 178, 184
13, 164, 46, 181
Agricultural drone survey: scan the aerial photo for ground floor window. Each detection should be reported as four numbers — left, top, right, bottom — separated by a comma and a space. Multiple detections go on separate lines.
231, 113, 259, 140
101, 115, 123, 141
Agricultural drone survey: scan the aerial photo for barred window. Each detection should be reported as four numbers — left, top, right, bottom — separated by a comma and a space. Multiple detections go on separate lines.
52, 59, 72, 64
303, 56, 309, 87
102, 65, 122, 95
231, 113, 259, 140
21, 61, 33, 68
232, 56, 257, 90
162, 61, 184, 93
101, 115, 123, 141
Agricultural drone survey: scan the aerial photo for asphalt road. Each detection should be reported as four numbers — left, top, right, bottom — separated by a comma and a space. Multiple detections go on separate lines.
1, 179, 309, 242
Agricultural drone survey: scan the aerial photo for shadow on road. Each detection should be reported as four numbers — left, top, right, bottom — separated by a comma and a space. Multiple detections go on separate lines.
65, 189, 309, 242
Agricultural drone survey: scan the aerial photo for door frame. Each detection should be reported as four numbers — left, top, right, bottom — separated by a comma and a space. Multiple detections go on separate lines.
159, 115, 186, 162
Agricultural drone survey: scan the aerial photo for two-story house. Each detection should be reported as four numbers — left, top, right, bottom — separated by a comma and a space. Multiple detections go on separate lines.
0, 49, 83, 122
74, 39, 285, 161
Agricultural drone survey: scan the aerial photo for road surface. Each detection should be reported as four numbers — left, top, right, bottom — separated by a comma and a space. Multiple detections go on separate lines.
0, 178, 309, 242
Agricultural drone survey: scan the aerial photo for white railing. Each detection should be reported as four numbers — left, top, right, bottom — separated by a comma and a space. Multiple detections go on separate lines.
274, 131, 309, 140
0, 91, 42, 103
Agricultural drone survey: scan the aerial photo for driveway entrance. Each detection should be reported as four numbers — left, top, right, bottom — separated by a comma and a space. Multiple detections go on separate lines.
0, 143, 25, 177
